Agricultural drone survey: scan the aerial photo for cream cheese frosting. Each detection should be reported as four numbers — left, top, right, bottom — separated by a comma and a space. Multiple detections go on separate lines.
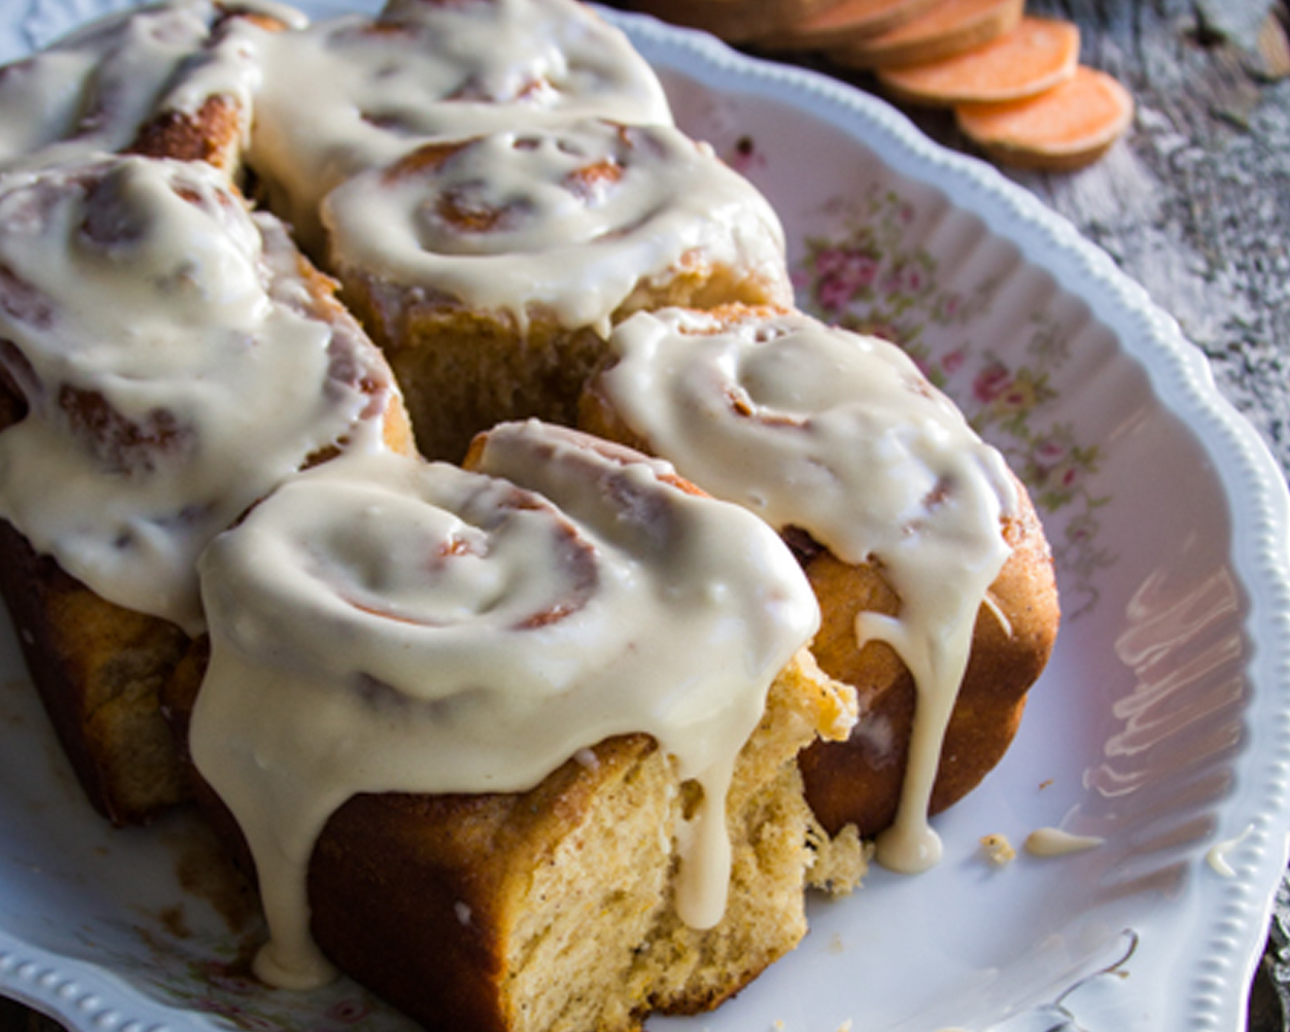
0, 0, 281, 173
322, 119, 791, 336
0, 155, 398, 632
247, 0, 676, 252
189, 420, 821, 988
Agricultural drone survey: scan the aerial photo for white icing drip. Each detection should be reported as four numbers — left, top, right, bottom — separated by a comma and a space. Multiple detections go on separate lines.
0, 0, 279, 173
190, 423, 820, 988
323, 119, 789, 334
1205, 823, 1253, 877
0, 155, 394, 632
599, 308, 1017, 872
247, 0, 674, 250
1024, 827, 1105, 857
981, 591, 1012, 637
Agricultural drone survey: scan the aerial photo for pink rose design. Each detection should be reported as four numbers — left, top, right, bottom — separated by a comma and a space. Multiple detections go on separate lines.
843, 252, 879, 290
814, 249, 879, 310
1066, 512, 1098, 544
973, 362, 1012, 404
940, 348, 966, 376
327, 997, 373, 1024
817, 275, 853, 311
1047, 461, 1085, 493
1031, 435, 1070, 471
813, 247, 848, 277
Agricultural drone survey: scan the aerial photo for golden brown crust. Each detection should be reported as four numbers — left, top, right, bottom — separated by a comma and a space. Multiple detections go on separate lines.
128, 95, 248, 173
0, 519, 192, 824
795, 480, 1058, 836
162, 636, 857, 1032
311, 736, 666, 1032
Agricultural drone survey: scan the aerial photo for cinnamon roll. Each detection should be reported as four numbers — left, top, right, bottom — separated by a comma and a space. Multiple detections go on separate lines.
0, 154, 411, 822
246, 0, 675, 254
0, 0, 293, 176
580, 305, 1059, 864
324, 119, 792, 460
169, 420, 857, 1032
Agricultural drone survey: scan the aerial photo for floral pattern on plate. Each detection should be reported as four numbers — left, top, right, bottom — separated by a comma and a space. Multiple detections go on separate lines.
794, 185, 1113, 615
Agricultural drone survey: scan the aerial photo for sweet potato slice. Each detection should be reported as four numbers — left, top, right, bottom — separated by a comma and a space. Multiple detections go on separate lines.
828, 0, 1023, 69
955, 65, 1134, 170
625, 0, 847, 42
877, 16, 1080, 105
760, 0, 942, 50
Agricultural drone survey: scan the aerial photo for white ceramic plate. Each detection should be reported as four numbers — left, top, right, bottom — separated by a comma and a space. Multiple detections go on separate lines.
2, 3, 1289, 1032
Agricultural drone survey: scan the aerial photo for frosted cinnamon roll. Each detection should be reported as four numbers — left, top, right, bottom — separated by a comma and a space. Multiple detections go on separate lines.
0, 0, 296, 175
247, 0, 674, 253
325, 119, 791, 460
184, 421, 852, 1028
0, 154, 407, 631
0, 154, 410, 822
580, 305, 1059, 869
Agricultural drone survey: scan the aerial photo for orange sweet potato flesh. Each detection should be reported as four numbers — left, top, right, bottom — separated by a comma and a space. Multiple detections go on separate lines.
829, 0, 1024, 69
624, 0, 847, 42
765, 0, 942, 49
877, 16, 1081, 105
955, 64, 1135, 170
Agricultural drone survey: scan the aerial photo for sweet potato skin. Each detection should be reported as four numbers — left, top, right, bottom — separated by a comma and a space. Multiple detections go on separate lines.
829, 0, 1025, 69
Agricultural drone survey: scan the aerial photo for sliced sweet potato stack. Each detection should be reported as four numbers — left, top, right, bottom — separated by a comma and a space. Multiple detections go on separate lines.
625, 0, 849, 42
955, 64, 1134, 170
877, 16, 1080, 105
760, 0, 942, 51
829, 0, 1024, 69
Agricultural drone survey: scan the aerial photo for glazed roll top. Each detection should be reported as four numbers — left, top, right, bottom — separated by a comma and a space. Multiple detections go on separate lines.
322, 119, 791, 336
248, 0, 675, 250
0, 0, 289, 174
190, 420, 821, 989
589, 306, 1019, 870
0, 155, 401, 633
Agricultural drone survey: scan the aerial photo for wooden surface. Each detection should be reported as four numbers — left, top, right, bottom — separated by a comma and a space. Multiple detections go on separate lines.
2, 1, 1289, 1031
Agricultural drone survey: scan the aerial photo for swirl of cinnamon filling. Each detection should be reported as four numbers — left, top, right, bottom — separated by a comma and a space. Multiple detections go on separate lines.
248, 0, 675, 250
322, 119, 791, 335
0, 155, 401, 633
584, 306, 1020, 872
190, 420, 820, 989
